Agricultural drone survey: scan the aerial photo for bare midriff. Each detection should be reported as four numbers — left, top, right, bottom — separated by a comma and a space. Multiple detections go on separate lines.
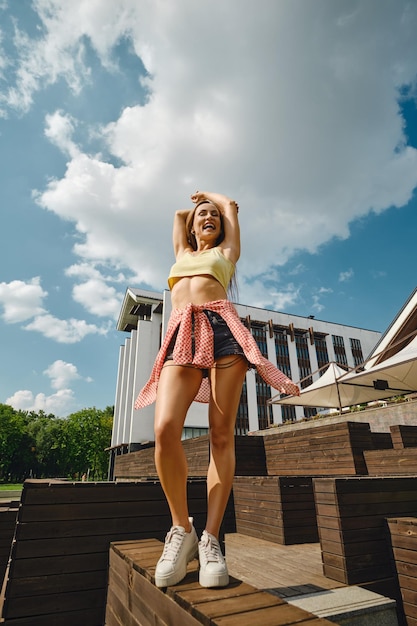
170, 275, 227, 310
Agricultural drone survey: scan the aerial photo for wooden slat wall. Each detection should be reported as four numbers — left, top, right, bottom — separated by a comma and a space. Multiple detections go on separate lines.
0, 503, 19, 589
114, 436, 210, 480
233, 476, 318, 545
1, 479, 235, 626
114, 435, 267, 480
387, 517, 417, 626
235, 436, 267, 476
370, 432, 393, 450
364, 449, 417, 475
314, 476, 417, 595
105, 538, 336, 626
264, 421, 374, 476
391, 425, 417, 449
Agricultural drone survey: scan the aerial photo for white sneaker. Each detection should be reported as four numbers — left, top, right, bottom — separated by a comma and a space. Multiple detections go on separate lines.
154, 518, 198, 587
198, 530, 229, 588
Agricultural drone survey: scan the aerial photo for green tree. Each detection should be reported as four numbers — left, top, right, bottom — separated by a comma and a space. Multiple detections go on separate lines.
65, 407, 113, 480
26, 413, 70, 478
0, 404, 31, 481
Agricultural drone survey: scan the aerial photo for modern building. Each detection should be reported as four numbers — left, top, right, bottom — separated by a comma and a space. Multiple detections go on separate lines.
111, 288, 381, 450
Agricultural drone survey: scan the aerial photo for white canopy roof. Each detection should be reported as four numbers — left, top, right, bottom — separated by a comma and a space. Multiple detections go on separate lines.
338, 334, 417, 396
270, 361, 399, 410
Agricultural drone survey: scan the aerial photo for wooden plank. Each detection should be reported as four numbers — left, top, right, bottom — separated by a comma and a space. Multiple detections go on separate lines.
213, 603, 329, 626
4, 588, 104, 619
0, 608, 104, 626
398, 574, 417, 593
6, 569, 108, 598
8, 552, 107, 578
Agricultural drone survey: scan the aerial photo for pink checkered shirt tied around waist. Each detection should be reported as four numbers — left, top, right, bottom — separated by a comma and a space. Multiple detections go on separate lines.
134, 299, 300, 409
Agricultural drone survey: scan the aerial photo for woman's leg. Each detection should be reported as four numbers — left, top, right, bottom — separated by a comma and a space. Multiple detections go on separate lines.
154, 363, 203, 530
205, 356, 248, 538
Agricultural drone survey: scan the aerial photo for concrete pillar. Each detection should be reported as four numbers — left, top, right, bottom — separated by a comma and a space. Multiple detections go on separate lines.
121, 330, 137, 445
112, 345, 125, 447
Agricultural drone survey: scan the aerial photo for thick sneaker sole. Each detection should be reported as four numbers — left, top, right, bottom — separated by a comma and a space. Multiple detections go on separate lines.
154, 546, 198, 588
155, 565, 186, 588
199, 569, 229, 588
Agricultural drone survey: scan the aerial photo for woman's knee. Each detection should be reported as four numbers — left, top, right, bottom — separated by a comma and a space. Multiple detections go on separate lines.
154, 418, 182, 447
210, 426, 234, 452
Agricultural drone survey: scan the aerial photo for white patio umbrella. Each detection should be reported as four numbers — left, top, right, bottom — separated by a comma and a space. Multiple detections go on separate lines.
270, 362, 350, 411
269, 360, 409, 412
338, 334, 417, 397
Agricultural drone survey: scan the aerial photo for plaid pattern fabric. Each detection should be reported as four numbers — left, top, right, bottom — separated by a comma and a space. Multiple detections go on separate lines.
134, 299, 300, 409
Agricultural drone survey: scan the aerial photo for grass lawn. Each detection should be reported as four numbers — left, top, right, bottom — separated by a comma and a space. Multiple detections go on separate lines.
0, 484, 23, 491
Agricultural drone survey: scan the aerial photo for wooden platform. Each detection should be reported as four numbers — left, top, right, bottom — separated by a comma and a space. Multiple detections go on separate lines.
225, 533, 344, 598
106, 537, 337, 626
387, 517, 417, 626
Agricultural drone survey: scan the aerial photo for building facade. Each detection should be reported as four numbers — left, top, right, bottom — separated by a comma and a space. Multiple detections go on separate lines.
111, 288, 381, 449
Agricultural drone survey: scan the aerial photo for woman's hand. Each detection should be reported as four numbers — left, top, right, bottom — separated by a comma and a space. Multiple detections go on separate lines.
191, 191, 239, 213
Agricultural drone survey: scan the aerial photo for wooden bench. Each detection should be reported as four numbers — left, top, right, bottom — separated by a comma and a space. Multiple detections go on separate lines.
364, 448, 417, 475
263, 421, 377, 476
387, 517, 417, 626
0, 503, 19, 590
232, 476, 318, 545
106, 538, 336, 626
390, 424, 417, 449
1, 479, 234, 626
114, 434, 267, 480
364, 424, 417, 475
313, 476, 417, 624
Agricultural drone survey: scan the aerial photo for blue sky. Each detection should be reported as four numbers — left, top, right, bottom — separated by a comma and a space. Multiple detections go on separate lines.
0, 0, 416, 416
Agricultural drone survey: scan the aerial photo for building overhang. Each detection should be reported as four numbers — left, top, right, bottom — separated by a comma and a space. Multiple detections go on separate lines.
117, 287, 163, 332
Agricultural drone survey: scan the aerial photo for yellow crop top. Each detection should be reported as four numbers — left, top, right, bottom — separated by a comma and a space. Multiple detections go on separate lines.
168, 247, 235, 292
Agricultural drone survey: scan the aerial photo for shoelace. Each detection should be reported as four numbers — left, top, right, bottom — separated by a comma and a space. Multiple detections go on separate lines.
200, 534, 223, 563
161, 527, 184, 563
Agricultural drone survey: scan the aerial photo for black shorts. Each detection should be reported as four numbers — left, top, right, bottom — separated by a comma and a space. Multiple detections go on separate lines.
165, 309, 245, 372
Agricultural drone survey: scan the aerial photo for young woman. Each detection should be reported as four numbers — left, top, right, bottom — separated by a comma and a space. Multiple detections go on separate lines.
134, 191, 299, 588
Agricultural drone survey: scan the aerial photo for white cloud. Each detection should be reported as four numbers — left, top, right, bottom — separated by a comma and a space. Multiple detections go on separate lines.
43, 359, 82, 390
6, 359, 93, 416
65, 263, 125, 318
241, 277, 301, 311
6, 388, 76, 416
312, 287, 333, 313
24, 313, 110, 343
5, 1, 417, 303
339, 269, 354, 282
0, 277, 47, 322
44, 110, 79, 157
0, 276, 110, 342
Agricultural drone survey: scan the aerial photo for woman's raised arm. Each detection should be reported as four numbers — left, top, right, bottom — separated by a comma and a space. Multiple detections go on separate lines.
172, 209, 193, 258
